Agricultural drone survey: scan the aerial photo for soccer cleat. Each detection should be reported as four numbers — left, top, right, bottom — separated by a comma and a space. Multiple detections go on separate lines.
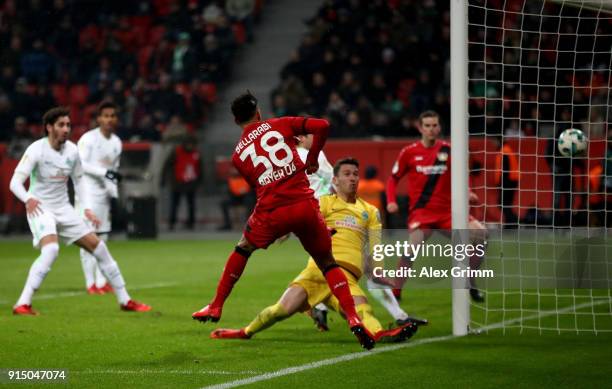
120, 300, 152, 312
396, 316, 429, 327
192, 304, 222, 323
348, 316, 375, 350
87, 285, 103, 295
375, 322, 416, 343
392, 288, 402, 301
13, 304, 39, 316
99, 283, 114, 294
470, 288, 485, 303
311, 307, 329, 331
210, 328, 251, 339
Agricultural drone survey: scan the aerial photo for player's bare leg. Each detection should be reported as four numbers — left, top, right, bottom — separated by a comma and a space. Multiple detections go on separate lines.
211, 285, 306, 339
392, 227, 430, 300
76, 233, 150, 312
193, 235, 256, 322
13, 235, 59, 315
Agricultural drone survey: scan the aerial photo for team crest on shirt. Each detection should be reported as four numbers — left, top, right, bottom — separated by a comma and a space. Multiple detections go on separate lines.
437, 152, 448, 162
414, 156, 423, 161
361, 211, 369, 221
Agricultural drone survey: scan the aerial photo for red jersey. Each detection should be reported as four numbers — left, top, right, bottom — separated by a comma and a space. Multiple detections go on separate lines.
231, 117, 314, 211
389, 139, 451, 213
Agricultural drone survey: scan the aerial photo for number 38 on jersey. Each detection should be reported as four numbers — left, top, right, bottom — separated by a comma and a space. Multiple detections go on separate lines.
239, 130, 297, 186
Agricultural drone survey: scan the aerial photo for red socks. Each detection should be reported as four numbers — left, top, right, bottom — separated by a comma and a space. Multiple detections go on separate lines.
324, 266, 359, 322
211, 249, 249, 308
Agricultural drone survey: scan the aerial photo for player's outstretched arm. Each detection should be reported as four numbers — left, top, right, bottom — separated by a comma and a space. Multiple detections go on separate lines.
386, 175, 400, 213
298, 118, 330, 173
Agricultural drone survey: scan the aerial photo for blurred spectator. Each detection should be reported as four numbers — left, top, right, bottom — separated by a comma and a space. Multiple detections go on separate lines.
30, 84, 55, 121
218, 167, 255, 230
149, 38, 173, 79
88, 57, 116, 95
162, 115, 190, 144
162, 136, 203, 230
20, 38, 55, 83
0, 93, 14, 142
357, 165, 386, 216
11, 78, 33, 122
150, 73, 186, 121
172, 32, 197, 82
7, 116, 33, 159
226, 0, 255, 42
493, 137, 520, 226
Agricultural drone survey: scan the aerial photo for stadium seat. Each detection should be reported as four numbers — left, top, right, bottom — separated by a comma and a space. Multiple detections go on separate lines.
148, 25, 167, 46
137, 46, 155, 78
198, 83, 218, 104
175, 83, 193, 109
232, 23, 247, 45
68, 84, 89, 106
51, 84, 69, 106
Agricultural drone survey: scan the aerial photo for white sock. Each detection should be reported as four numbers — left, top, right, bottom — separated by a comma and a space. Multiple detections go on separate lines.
366, 279, 409, 321
16, 243, 60, 307
94, 265, 107, 288
80, 248, 96, 288
314, 303, 328, 312
94, 234, 109, 288
91, 241, 130, 305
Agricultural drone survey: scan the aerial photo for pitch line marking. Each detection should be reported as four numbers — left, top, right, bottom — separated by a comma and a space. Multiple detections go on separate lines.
0, 282, 178, 305
75, 369, 260, 376
201, 299, 612, 389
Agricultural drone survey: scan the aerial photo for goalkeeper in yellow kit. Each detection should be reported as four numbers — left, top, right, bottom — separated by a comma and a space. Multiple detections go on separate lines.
210, 157, 416, 342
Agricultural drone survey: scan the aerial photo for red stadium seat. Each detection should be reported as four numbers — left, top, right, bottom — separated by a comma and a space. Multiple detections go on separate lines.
51, 84, 69, 106
137, 46, 154, 78
68, 84, 89, 106
232, 23, 247, 45
175, 83, 193, 109
149, 25, 167, 46
198, 83, 217, 104
397, 78, 416, 107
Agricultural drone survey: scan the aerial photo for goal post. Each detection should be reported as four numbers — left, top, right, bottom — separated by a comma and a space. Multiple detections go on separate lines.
450, 0, 471, 336
453, 0, 612, 334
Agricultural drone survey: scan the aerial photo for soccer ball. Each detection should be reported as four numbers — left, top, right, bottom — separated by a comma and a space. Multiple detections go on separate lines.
557, 128, 587, 157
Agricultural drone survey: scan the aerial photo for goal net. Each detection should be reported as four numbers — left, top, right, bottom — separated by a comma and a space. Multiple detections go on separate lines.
465, 0, 612, 333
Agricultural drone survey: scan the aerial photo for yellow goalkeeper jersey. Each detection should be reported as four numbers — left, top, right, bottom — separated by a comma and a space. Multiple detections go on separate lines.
306, 194, 382, 279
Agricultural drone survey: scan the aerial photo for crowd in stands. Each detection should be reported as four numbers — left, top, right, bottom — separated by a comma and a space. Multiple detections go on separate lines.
271, 0, 451, 138
271, 0, 611, 140
0, 0, 259, 143
468, 0, 611, 138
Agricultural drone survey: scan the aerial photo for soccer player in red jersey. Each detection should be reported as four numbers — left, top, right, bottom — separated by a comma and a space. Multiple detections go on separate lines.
386, 110, 487, 302
192, 92, 375, 349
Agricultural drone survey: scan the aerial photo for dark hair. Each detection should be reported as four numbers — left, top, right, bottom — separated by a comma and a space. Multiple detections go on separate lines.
365, 165, 378, 179
418, 110, 439, 125
42, 106, 70, 134
333, 157, 359, 176
231, 91, 258, 124
97, 100, 118, 116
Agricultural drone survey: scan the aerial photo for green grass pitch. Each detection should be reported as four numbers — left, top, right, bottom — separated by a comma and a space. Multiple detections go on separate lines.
1, 239, 611, 388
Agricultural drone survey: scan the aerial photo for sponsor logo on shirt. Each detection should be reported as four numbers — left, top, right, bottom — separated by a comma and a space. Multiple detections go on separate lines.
415, 156, 424, 161
416, 165, 448, 175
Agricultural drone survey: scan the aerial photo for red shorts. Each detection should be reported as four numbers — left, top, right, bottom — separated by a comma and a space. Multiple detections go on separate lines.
244, 198, 332, 259
408, 209, 477, 231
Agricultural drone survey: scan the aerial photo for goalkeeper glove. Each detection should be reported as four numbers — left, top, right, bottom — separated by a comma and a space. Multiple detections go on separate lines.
105, 170, 123, 182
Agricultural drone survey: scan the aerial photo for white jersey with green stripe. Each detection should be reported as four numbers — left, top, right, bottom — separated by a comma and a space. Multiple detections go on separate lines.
297, 147, 333, 199
15, 138, 83, 209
